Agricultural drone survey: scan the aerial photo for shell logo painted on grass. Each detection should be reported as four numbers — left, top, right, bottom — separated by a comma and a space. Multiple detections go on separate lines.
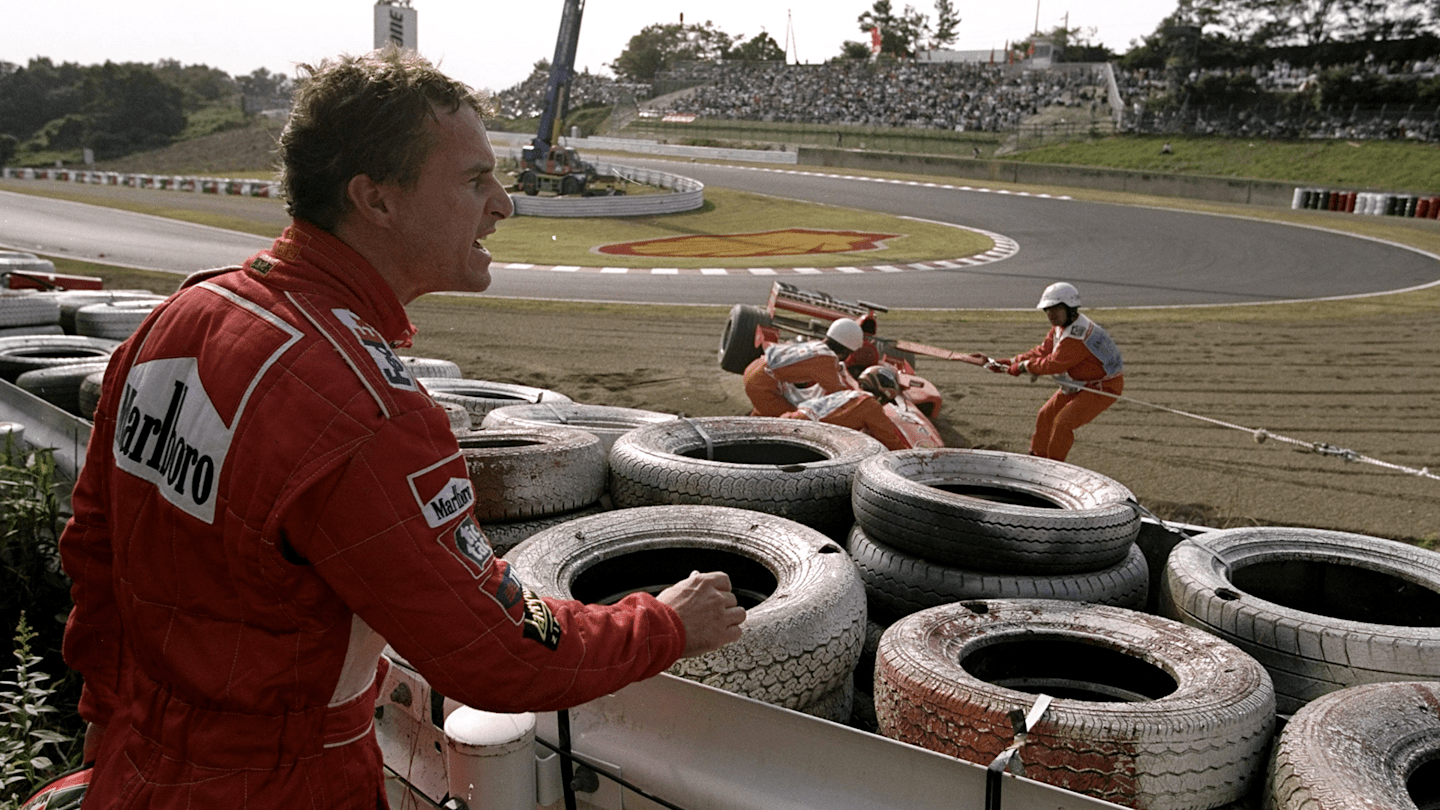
596, 228, 904, 258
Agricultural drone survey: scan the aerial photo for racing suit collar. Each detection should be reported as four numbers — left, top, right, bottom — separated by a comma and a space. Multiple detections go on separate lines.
246, 219, 418, 350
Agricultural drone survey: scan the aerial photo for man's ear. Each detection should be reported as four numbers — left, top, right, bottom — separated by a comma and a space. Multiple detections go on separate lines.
345, 174, 395, 227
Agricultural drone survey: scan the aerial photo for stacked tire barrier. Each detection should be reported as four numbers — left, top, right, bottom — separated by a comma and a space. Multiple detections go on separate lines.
1292, 186, 1440, 218
1, 166, 282, 198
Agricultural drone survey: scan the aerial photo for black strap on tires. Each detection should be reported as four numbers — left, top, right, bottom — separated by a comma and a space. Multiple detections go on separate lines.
984, 694, 1052, 810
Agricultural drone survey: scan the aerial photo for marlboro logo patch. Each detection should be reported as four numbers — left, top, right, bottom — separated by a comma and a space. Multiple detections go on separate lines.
408, 453, 475, 529
114, 357, 233, 524
596, 228, 902, 259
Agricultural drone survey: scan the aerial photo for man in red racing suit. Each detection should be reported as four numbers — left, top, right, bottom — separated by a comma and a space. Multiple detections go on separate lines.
60, 50, 743, 810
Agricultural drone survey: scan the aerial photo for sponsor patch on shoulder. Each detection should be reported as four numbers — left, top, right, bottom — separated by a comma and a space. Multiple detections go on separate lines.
443, 516, 493, 578
1069, 324, 1086, 337
249, 257, 274, 275
333, 308, 417, 391
408, 452, 475, 529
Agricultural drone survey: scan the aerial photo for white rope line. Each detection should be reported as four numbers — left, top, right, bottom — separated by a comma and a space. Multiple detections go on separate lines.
1024, 377, 1439, 482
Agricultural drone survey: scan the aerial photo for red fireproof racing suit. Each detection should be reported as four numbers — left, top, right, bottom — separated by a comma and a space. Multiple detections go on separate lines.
742, 341, 854, 417
780, 389, 910, 450
60, 221, 685, 809
1007, 313, 1125, 461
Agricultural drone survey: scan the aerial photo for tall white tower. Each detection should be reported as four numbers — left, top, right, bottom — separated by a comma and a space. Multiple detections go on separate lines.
374, 1, 418, 51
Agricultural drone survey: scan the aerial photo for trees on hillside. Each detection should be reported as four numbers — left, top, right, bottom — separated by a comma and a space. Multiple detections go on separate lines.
609, 21, 736, 81
0, 57, 277, 164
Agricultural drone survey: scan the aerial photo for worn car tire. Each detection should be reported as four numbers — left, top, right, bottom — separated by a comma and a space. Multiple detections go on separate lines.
1265, 680, 1440, 810
78, 369, 105, 420
74, 299, 163, 339
478, 503, 607, 558
0, 293, 61, 328
54, 290, 163, 333
718, 304, 772, 374
848, 524, 1148, 620
851, 448, 1140, 574
610, 416, 884, 537
481, 402, 676, 454
456, 426, 606, 521
16, 360, 111, 415
506, 505, 867, 714
0, 335, 119, 381
398, 355, 461, 379
421, 377, 573, 421
1161, 526, 1440, 715
876, 599, 1276, 810
440, 401, 472, 433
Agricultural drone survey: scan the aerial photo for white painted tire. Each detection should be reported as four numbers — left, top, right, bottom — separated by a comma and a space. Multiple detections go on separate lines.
876, 599, 1275, 810
1265, 680, 1440, 810
1161, 526, 1440, 715
0, 335, 119, 381
481, 402, 676, 454
74, 299, 163, 339
456, 426, 606, 521
420, 377, 572, 421
397, 355, 461, 379
609, 416, 884, 537
506, 505, 867, 715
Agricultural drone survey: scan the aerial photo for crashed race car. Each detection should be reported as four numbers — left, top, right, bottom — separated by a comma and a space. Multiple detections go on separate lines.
718, 282, 944, 448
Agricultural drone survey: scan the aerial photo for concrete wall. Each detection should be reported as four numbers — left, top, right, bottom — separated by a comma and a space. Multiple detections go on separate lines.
796, 146, 1300, 207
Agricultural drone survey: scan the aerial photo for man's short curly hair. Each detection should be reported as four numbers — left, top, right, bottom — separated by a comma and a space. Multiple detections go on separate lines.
279, 47, 491, 231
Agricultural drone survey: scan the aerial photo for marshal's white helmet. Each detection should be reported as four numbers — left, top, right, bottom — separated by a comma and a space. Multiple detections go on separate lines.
1037, 282, 1081, 310
825, 318, 865, 352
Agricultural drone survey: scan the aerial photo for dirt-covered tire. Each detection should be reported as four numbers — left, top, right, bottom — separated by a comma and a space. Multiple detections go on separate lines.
506, 505, 866, 714
16, 360, 111, 415
0, 292, 61, 328
851, 448, 1141, 574
478, 503, 608, 558
456, 427, 606, 522
876, 599, 1276, 810
0, 335, 120, 381
1265, 680, 1440, 810
421, 378, 573, 421
481, 403, 676, 454
1160, 526, 1440, 716
609, 416, 884, 537
78, 369, 105, 420
848, 524, 1148, 620
398, 355, 461, 379
718, 304, 772, 374
440, 401, 472, 433
74, 299, 163, 339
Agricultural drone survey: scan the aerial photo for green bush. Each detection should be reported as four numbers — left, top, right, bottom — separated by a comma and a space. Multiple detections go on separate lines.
0, 614, 79, 808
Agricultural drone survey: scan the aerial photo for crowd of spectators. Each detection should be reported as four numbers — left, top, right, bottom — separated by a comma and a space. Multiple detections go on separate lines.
493, 52, 1440, 142
657, 61, 1109, 131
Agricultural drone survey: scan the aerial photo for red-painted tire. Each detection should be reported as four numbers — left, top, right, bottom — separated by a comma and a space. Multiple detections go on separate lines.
876, 599, 1275, 810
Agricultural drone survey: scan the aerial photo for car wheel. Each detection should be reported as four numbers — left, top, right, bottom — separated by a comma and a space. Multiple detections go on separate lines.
506, 504, 866, 714
851, 448, 1140, 574
876, 598, 1275, 810
718, 304, 772, 374
847, 524, 1148, 621
609, 416, 885, 537
1266, 680, 1440, 810
1160, 526, 1440, 715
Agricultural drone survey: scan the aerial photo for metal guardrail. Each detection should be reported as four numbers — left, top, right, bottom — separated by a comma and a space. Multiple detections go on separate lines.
501, 150, 705, 217
0, 379, 90, 513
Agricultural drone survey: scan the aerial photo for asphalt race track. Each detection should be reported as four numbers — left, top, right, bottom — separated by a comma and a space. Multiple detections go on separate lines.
2, 161, 1437, 309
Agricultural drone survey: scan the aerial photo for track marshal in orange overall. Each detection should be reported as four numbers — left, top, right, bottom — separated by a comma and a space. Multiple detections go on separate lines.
743, 318, 864, 417
991, 282, 1124, 461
